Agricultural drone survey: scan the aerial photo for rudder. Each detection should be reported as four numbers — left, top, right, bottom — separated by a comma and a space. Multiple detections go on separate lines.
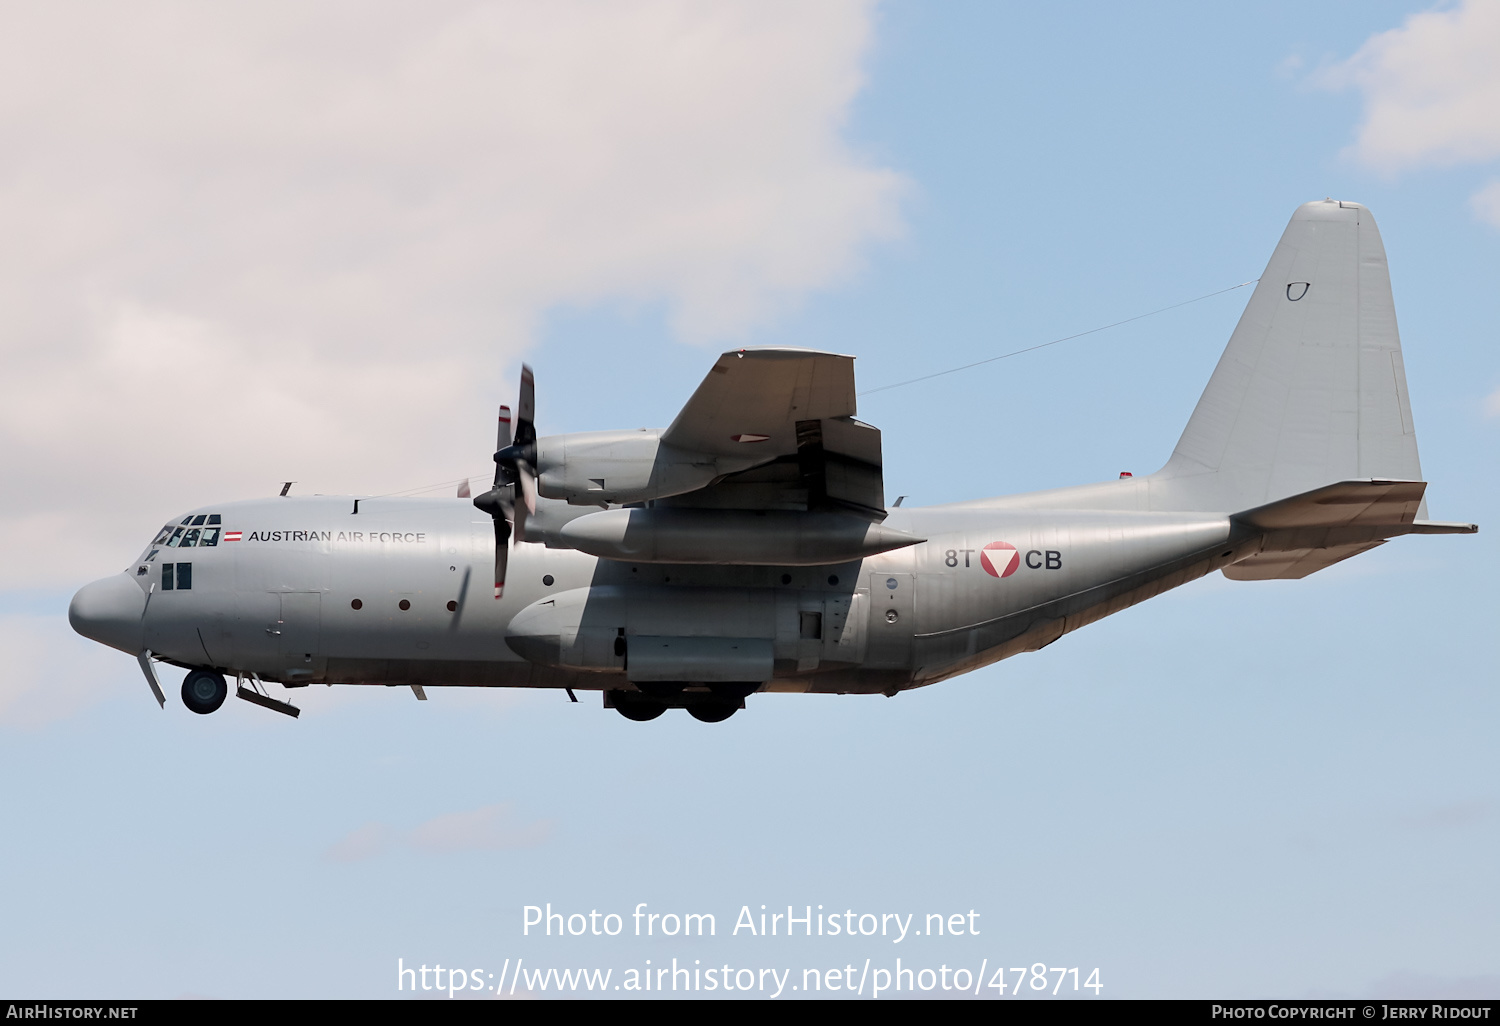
1155, 200, 1424, 516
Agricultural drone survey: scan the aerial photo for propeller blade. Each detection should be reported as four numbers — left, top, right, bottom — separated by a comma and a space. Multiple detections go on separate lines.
516, 366, 535, 447
477, 369, 538, 596
518, 464, 537, 515
493, 516, 512, 599
496, 404, 512, 452
456, 478, 471, 499
491, 404, 514, 493
514, 466, 536, 542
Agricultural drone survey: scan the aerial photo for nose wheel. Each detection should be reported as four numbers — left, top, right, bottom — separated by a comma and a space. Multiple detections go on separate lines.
181, 670, 228, 714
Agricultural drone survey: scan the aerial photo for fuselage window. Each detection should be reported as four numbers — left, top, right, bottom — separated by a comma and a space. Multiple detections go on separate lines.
199, 527, 220, 546
180, 517, 193, 526
191, 514, 207, 526
165, 527, 184, 547
152, 526, 173, 545
162, 564, 174, 590
179, 528, 200, 548
177, 562, 192, 589
208, 514, 221, 525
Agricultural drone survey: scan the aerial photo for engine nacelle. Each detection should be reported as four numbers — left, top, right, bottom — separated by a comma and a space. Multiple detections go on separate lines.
534, 430, 753, 506
558, 508, 923, 565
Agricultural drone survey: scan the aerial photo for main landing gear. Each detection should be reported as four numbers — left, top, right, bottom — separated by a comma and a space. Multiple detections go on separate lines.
607, 683, 758, 723
181, 669, 228, 715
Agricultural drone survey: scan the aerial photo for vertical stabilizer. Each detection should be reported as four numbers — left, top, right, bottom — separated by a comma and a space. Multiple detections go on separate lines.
1156, 200, 1424, 515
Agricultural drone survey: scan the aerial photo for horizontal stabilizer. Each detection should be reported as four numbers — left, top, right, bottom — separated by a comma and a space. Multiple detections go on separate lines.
1223, 541, 1385, 581
1226, 478, 1433, 580
1408, 520, 1479, 535
1234, 479, 1425, 531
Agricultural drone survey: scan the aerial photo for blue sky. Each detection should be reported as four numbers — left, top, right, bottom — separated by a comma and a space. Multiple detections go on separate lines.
1, 0, 1496, 999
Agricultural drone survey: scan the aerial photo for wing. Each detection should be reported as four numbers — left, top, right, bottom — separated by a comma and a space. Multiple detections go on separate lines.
662, 348, 856, 454
660, 348, 886, 518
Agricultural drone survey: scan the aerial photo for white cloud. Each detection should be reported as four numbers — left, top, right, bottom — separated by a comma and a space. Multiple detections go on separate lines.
0, 0, 904, 593
1398, 799, 1492, 829
1323, 0, 1500, 226
1472, 178, 1500, 227
409, 803, 554, 853
325, 803, 552, 862
324, 822, 396, 864
1323, 0, 1500, 171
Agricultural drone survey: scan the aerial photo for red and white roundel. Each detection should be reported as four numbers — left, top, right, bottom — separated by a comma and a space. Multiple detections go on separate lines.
980, 541, 1020, 578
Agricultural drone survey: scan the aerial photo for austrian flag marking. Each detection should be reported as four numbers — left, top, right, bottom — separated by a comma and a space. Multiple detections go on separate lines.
980, 541, 1020, 578
224, 531, 243, 542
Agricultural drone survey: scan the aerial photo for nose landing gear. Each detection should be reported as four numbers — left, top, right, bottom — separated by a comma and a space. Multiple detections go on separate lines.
180, 669, 302, 718
181, 670, 228, 715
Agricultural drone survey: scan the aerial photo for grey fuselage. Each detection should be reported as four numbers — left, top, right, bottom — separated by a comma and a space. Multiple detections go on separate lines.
106, 492, 1234, 696
70, 201, 1478, 706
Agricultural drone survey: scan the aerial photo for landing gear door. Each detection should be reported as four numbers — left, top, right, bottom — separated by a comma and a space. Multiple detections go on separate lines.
277, 592, 324, 683
863, 572, 913, 669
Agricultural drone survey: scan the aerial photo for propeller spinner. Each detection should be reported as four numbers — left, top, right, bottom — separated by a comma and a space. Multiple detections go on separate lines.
473, 366, 537, 598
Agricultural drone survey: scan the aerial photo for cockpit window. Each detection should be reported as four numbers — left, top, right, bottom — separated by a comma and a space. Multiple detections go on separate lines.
153, 515, 222, 555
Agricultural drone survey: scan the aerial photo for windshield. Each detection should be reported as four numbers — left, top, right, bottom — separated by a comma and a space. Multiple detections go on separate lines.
140, 513, 222, 563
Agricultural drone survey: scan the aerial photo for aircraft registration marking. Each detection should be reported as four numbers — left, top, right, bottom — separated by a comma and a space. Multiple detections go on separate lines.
979, 542, 1020, 578
942, 542, 1063, 575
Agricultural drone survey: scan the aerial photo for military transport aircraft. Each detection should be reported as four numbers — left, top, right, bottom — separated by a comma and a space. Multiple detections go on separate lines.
70, 200, 1477, 722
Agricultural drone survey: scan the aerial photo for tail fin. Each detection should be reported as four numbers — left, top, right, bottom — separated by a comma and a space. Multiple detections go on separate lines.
1155, 200, 1424, 515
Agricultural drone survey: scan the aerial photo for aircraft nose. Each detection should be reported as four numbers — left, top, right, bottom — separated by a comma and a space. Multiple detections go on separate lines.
69, 574, 147, 654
